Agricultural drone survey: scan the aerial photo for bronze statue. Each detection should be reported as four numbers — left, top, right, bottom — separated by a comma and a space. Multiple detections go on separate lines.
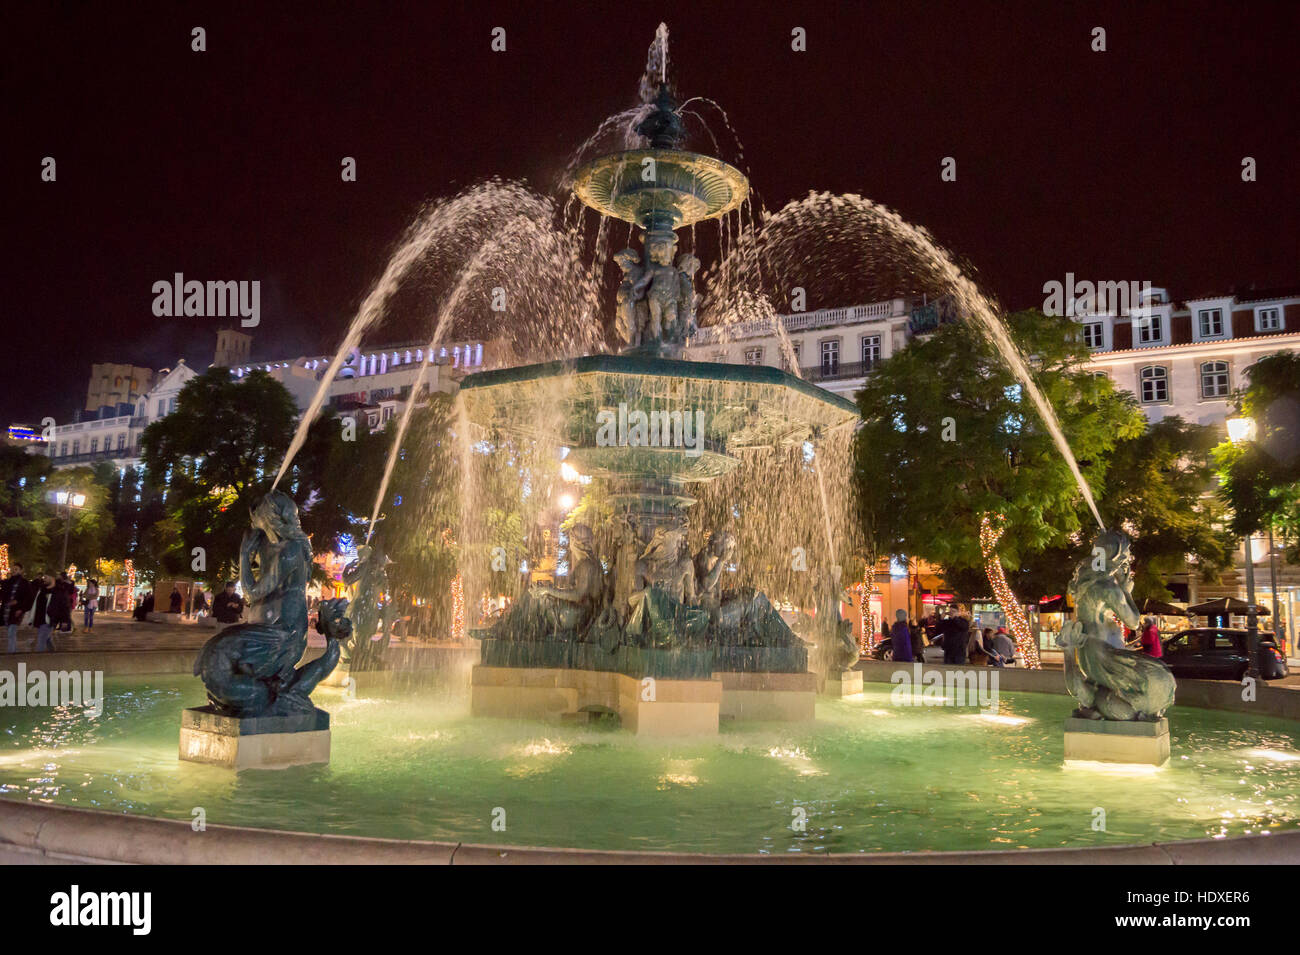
1058, 530, 1176, 721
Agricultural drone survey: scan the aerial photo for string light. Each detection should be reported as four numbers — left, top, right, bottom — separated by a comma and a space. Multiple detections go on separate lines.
451, 574, 465, 640
979, 514, 1041, 669
0, 544, 9, 581
853, 563, 875, 656
124, 558, 136, 612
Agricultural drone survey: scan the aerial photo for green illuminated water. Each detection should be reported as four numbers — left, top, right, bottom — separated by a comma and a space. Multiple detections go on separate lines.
2, 676, 1299, 854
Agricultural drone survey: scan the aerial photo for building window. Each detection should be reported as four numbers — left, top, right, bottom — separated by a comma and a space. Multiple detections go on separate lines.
60, 442, 68, 456
1082, 322, 1104, 348
169, 397, 178, 414
1256, 306, 1283, 332
1198, 308, 1225, 338
72, 440, 80, 455
1200, 361, 1230, 398
820, 340, 840, 375
860, 335, 881, 370
90, 438, 98, 453
744, 347, 764, 365
156, 399, 165, 416
117, 433, 126, 450
1139, 366, 1169, 403
1136, 313, 1164, 345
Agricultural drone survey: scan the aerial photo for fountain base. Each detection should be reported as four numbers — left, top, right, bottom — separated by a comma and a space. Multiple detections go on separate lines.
178, 706, 331, 770
822, 669, 864, 698
1063, 717, 1170, 767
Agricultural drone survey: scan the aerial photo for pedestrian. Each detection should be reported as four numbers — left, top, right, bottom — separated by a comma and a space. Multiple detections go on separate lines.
941, 608, 971, 665
168, 585, 183, 614
890, 609, 913, 662
909, 617, 926, 662
968, 625, 992, 666
2, 562, 32, 653
192, 588, 209, 618
1139, 616, 1163, 658
992, 626, 1016, 666
212, 581, 245, 624
82, 578, 100, 630
51, 572, 76, 632
31, 574, 55, 652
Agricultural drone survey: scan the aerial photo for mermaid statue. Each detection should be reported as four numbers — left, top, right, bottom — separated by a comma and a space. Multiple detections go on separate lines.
193, 492, 346, 716
1057, 529, 1176, 721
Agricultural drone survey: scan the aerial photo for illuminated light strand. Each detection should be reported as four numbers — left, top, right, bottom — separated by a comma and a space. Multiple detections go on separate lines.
853, 563, 875, 656
0, 544, 9, 581
979, 514, 1041, 669
451, 574, 465, 641
124, 558, 136, 612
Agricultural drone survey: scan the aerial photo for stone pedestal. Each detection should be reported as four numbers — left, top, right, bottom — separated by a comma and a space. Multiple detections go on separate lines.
822, 669, 863, 698
1063, 717, 1169, 767
718, 670, 816, 720
179, 706, 330, 769
471, 666, 722, 736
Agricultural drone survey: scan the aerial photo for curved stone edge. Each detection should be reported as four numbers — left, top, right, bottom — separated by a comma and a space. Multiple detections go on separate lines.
2, 798, 1298, 865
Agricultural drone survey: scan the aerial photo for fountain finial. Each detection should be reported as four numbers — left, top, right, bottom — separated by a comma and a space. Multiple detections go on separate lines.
636, 84, 685, 149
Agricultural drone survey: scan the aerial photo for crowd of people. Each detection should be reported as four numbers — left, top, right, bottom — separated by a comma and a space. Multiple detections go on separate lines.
883, 607, 1020, 667
0, 562, 106, 652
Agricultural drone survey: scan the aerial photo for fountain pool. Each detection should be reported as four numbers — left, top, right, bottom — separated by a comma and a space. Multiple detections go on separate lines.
3, 677, 1299, 855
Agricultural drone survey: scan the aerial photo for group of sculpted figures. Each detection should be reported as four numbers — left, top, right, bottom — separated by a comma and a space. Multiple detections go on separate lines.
493, 517, 814, 661
614, 232, 700, 350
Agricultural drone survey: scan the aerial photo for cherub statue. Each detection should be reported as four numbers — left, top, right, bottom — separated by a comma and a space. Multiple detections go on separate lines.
632, 234, 681, 343
613, 248, 644, 349
675, 252, 701, 340
1058, 529, 1176, 721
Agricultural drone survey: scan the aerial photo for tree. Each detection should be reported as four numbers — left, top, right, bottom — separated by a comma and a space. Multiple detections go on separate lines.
1214, 352, 1300, 556
854, 309, 1145, 663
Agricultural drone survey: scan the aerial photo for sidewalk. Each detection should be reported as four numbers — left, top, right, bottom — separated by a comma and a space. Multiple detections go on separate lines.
1, 612, 211, 654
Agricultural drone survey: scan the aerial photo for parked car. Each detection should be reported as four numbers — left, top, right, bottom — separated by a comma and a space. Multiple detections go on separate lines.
1160, 628, 1289, 681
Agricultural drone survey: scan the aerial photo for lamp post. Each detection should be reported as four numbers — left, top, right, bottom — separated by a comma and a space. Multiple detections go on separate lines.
47, 490, 87, 571
1227, 417, 1261, 679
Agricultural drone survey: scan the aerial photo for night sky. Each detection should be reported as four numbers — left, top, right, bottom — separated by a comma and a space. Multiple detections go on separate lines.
5, 0, 1298, 424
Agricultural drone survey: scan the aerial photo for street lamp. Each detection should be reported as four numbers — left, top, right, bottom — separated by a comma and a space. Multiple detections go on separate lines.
46, 490, 86, 570
1227, 416, 1261, 680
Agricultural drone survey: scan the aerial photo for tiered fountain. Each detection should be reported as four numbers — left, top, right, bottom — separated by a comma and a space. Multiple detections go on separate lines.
460, 85, 860, 734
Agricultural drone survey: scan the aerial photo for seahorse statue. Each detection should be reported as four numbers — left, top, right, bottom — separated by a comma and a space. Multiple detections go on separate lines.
1058, 529, 1176, 721
193, 492, 346, 716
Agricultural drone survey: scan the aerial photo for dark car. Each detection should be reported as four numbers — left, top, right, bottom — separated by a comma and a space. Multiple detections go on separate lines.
1160, 628, 1289, 681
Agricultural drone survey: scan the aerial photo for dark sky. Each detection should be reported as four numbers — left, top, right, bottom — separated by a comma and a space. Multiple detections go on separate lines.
5, 0, 1298, 424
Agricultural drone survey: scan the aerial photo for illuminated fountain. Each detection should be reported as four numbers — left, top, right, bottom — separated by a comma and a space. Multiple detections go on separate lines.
460, 84, 859, 734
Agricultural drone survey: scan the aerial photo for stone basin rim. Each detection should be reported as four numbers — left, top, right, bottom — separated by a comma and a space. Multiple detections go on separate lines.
1, 797, 1297, 865
458, 353, 860, 418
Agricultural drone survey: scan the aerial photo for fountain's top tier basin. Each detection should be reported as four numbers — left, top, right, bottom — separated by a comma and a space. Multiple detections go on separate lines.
571, 149, 749, 232
459, 354, 856, 482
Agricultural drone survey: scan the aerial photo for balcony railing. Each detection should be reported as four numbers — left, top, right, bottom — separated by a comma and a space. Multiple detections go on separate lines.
799, 361, 877, 382
689, 300, 902, 346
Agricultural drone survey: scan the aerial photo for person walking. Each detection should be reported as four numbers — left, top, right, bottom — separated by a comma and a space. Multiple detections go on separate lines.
31, 574, 55, 652
82, 578, 100, 630
2, 562, 32, 653
51, 572, 75, 633
890, 609, 913, 662
1139, 616, 1163, 658
168, 585, 183, 614
192, 587, 209, 618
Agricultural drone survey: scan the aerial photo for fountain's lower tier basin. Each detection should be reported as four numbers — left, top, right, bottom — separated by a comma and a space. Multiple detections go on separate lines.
471, 665, 815, 735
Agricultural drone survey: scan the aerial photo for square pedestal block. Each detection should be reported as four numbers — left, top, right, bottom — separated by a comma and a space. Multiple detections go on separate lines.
179, 706, 331, 769
718, 670, 816, 721
822, 669, 864, 697
1063, 717, 1169, 767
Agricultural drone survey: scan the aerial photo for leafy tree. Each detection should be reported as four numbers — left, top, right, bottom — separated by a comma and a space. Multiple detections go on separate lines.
1214, 352, 1300, 556
854, 309, 1143, 594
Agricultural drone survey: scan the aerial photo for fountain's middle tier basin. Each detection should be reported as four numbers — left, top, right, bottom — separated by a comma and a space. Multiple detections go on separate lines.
459, 354, 857, 481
